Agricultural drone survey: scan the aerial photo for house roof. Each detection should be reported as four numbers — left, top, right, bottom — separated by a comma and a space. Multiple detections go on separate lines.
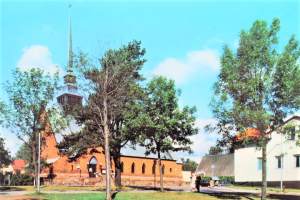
235, 128, 261, 141
12, 160, 26, 171
234, 115, 300, 142
196, 153, 234, 177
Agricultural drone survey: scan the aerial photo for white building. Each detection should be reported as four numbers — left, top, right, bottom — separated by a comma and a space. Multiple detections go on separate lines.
235, 116, 300, 188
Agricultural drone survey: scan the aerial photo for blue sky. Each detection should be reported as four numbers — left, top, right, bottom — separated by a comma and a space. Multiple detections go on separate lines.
0, 0, 299, 161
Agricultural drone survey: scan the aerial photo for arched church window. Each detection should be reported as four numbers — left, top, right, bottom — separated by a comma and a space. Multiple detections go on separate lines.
131, 162, 135, 174
162, 164, 165, 175
152, 162, 156, 175
142, 163, 146, 174
121, 162, 124, 173
89, 157, 97, 165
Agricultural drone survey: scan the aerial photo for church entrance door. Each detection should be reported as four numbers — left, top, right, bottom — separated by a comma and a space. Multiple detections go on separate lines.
88, 157, 97, 178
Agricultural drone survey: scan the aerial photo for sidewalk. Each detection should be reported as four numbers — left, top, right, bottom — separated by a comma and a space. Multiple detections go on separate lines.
199, 186, 300, 200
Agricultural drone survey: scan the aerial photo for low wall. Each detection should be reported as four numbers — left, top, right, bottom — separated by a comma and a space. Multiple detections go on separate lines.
121, 175, 183, 187
43, 173, 183, 188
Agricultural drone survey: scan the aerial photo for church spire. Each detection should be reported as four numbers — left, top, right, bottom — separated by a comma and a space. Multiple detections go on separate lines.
57, 4, 82, 115
64, 4, 76, 87
67, 8, 73, 72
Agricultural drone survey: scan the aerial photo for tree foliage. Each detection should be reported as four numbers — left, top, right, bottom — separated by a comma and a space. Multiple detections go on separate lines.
208, 146, 223, 155
0, 137, 11, 166
181, 158, 198, 172
58, 41, 146, 198
131, 76, 198, 191
3, 68, 59, 188
210, 18, 300, 199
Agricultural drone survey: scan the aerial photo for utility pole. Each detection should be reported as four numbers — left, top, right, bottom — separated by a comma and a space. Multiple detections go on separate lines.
37, 130, 41, 193
280, 132, 283, 192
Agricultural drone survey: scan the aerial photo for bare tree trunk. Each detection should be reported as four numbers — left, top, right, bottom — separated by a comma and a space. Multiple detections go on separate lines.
104, 123, 111, 200
103, 67, 112, 200
261, 139, 267, 200
32, 138, 37, 189
158, 151, 164, 192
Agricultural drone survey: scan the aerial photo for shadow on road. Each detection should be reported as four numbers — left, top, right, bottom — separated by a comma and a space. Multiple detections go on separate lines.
201, 191, 300, 200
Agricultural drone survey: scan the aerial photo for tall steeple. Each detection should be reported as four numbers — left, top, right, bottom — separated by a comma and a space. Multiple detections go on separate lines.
67, 13, 73, 72
57, 5, 82, 114
63, 5, 76, 89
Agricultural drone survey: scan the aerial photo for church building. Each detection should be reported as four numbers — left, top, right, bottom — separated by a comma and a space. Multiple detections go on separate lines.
40, 16, 183, 188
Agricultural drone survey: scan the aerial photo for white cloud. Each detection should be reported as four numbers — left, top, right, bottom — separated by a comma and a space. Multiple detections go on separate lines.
0, 127, 22, 157
153, 49, 220, 84
175, 118, 220, 162
17, 45, 62, 75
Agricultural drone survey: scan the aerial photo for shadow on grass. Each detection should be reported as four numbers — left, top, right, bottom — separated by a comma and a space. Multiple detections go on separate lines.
0, 186, 26, 191
201, 192, 256, 200
126, 185, 183, 191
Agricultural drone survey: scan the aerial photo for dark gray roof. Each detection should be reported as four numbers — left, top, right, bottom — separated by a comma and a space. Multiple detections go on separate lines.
121, 145, 178, 161
196, 153, 234, 177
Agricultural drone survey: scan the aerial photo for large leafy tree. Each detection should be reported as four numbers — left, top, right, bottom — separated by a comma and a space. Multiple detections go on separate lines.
211, 18, 300, 199
181, 158, 198, 172
208, 146, 223, 155
132, 76, 198, 192
15, 143, 32, 169
3, 68, 59, 189
0, 137, 11, 167
0, 101, 11, 166
58, 41, 146, 200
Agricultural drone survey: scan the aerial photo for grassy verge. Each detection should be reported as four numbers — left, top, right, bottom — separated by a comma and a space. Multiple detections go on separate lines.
227, 185, 300, 194
30, 192, 257, 200
0, 185, 127, 192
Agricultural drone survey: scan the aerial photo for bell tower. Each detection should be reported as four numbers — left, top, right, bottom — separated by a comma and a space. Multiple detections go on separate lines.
57, 7, 82, 114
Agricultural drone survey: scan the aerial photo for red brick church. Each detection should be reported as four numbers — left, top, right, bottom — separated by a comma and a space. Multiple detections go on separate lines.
39, 17, 183, 187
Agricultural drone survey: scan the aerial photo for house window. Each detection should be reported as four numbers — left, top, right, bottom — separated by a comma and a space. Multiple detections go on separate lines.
170, 168, 172, 173
295, 155, 300, 168
288, 127, 296, 140
276, 156, 283, 169
142, 163, 146, 174
257, 158, 262, 170
162, 165, 165, 175
131, 163, 135, 174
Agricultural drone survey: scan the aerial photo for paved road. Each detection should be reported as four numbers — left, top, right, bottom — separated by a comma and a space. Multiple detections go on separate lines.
199, 186, 300, 200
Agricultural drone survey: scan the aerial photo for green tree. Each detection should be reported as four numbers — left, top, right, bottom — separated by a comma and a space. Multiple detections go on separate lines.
181, 158, 198, 172
211, 18, 300, 199
59, 41, 145, 200
3, 68, 59, 190
0, 137, 11, 166
15, 143, 31, 169
208, 146, 223, 155
132, 76, 198, 192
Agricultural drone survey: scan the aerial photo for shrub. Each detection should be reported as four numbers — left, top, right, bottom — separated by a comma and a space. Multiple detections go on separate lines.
10, 172, 33, 186
219, 176, 234, 184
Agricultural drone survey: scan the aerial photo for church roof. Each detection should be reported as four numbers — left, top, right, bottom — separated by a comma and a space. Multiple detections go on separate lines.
196, 153, 234, 177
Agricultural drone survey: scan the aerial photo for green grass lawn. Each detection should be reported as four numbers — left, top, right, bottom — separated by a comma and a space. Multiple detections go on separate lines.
30, 192, 259, 200
0, 185, 126, 192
